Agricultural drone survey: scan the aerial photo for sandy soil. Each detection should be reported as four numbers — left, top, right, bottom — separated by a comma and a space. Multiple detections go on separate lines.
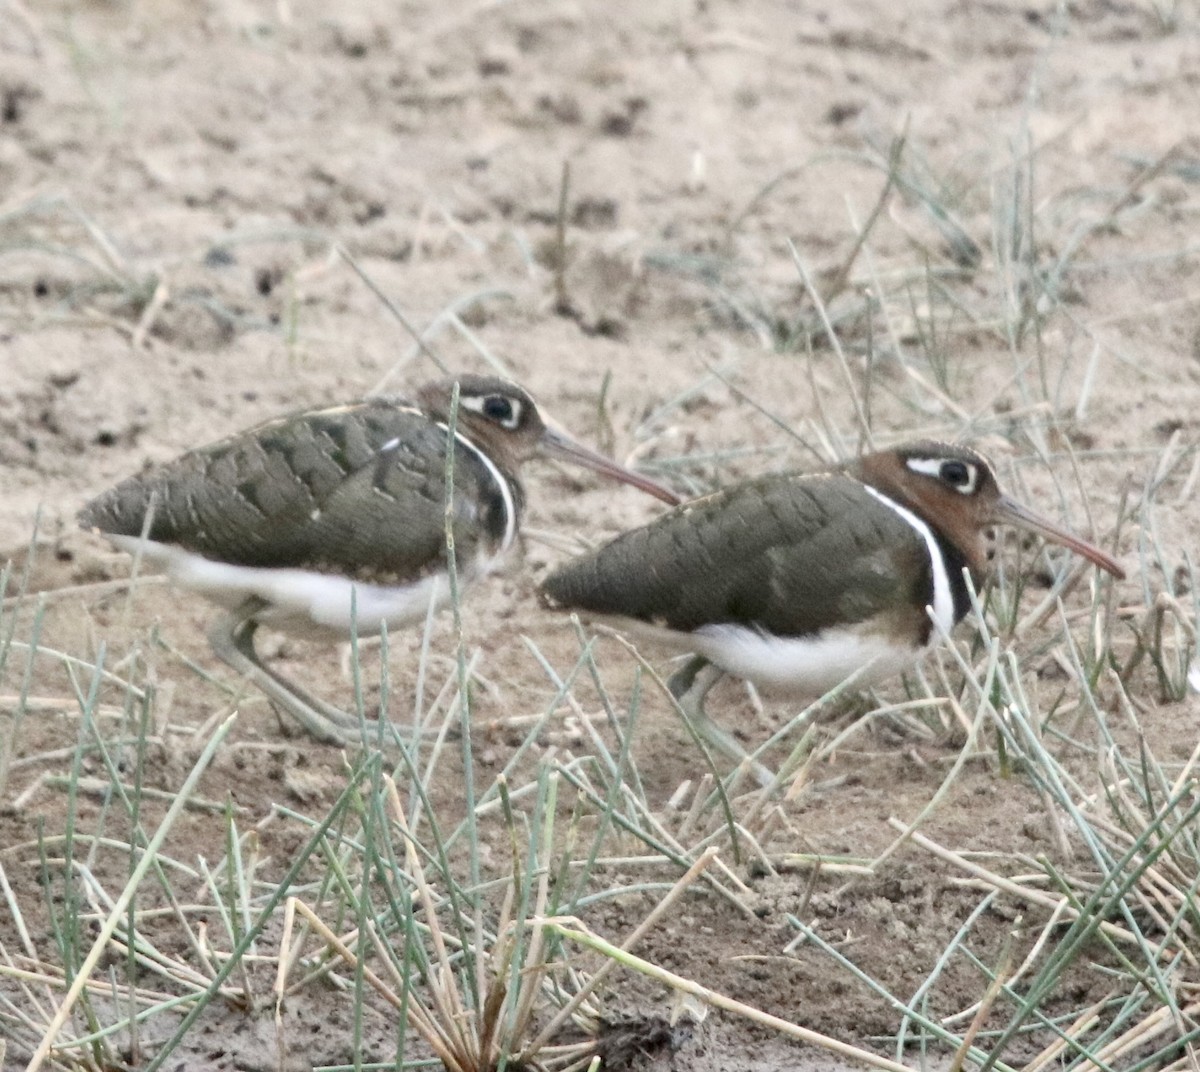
3, 1, 1200, 1069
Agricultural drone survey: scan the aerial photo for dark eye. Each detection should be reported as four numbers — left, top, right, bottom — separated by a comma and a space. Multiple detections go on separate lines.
482, 395, 514, 423
941, 460, 972, 487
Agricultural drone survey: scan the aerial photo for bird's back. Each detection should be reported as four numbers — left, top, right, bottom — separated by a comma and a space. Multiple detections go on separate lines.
80, 399, 517, 584
541, 471, 948, 641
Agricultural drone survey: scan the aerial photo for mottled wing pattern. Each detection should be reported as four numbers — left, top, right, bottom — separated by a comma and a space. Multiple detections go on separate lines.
79, 400, 508, 581
542, 473, 933, 638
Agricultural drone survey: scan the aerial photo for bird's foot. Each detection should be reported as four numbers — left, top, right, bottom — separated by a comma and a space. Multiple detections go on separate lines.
208, 608, 458, 747
669, 657, 777, 789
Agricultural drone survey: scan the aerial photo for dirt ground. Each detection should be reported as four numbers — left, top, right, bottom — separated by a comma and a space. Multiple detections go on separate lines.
3, 1, 1200, 1069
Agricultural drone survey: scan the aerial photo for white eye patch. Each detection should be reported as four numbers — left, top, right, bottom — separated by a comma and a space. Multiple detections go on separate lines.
906, 456, 979, 495
460, 394, 522, 430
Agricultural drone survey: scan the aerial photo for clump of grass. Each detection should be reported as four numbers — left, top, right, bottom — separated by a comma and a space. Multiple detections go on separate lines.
515, 98, 1197, 1071
0, 600, 591, 1070
757, 542, 1197, 1071
4, 491, 755, 1072
273, 765, 608, 1072
0, 629, 248, 1070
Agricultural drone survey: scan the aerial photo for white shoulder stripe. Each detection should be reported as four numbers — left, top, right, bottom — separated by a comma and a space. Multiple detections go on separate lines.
436, 422, 519, 554
862, 485, 955, 637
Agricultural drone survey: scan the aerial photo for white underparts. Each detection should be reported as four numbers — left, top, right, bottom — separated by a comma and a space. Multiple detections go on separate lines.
691, 623, 924, 694
108, 535, 499, 638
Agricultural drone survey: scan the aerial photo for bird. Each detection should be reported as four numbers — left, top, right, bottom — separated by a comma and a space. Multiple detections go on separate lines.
80, 374, 680, 744
539, 441, 1125, 783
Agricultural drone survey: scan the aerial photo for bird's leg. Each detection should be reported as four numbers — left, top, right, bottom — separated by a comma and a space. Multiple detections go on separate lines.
667, 656, 775, 788
207, 601, 451, 746
207, 604, 358, 744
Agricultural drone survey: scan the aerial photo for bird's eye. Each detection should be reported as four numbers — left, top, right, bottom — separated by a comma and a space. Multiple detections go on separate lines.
482, 396, 513, 421
906, 454, 980, 494
463, 394, 522, 429
940, 460, 976, 491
